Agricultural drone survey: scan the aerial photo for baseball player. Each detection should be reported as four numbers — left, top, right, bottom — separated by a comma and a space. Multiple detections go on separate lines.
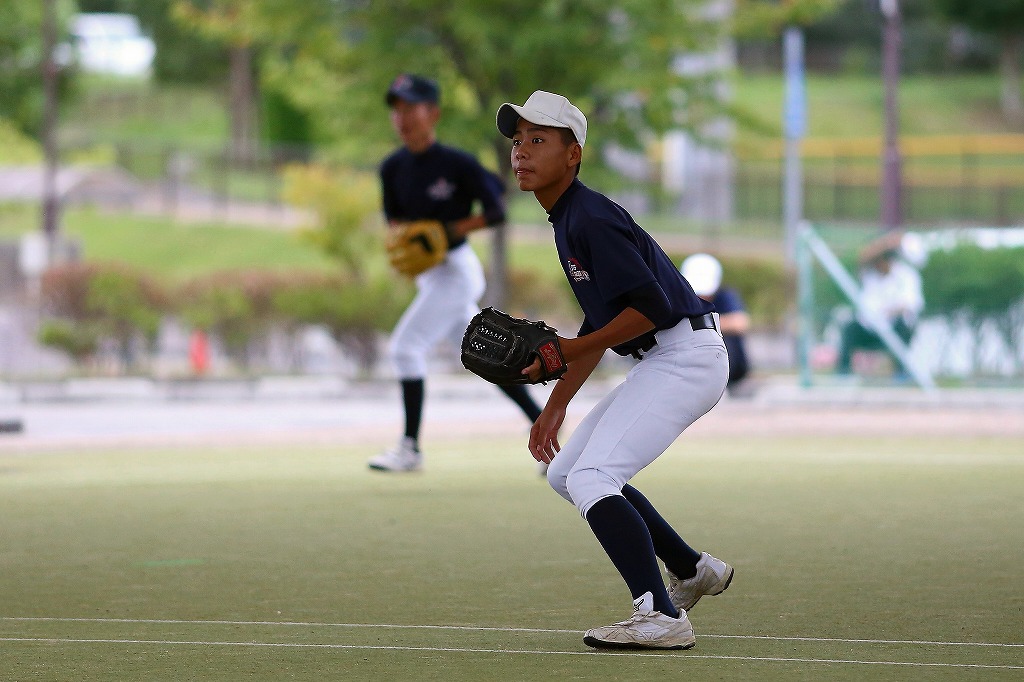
681, 253, 752, 391
496, 91, 734, 649
369, 74, 543, 472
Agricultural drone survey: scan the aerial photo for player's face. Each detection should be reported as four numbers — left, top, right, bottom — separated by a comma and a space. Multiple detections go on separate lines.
510, 119, 580, 209
390, 99, 439, 152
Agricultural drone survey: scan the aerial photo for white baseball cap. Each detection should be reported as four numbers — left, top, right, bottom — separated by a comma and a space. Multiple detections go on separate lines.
680, 253, 722, 297
496, 91, 587, 148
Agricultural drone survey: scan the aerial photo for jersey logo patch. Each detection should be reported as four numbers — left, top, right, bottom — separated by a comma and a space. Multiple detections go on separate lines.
567, 258, 590, 282
427, 177, 456, 201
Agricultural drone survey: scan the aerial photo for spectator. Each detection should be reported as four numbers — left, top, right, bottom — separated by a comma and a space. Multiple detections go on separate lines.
835, 232, 924, 377
681, 253, 751, 391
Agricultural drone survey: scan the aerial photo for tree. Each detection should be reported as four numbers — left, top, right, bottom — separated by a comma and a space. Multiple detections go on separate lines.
249, 1, 732, 174
934, 0, 1024, 122
0, 1, 75, 139
172, 0, 261, 160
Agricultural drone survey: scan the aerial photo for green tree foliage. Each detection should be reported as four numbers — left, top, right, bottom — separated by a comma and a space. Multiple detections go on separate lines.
0, 0, 76, 138
933, 0, 1024, 119
922, 244, 1024, 374
733, 0, 842, 38
281, 164, 383, 281
247, 0, 840, 175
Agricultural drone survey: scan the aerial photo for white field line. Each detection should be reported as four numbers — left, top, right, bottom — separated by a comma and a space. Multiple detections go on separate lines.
3, 616, 1023, 649
0, 637, 1022, 670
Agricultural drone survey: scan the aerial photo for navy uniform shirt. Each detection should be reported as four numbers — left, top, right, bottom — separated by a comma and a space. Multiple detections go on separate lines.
380, 142, 506, 250
548, 179, 713, 356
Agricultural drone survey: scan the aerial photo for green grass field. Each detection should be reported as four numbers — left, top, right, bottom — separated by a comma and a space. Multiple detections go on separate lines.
2, 432, 1022, 680
0, 204, 338, 282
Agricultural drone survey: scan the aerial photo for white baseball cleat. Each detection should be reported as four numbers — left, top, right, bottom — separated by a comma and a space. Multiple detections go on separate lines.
667, 552, 734, 612
368, 437, 422, 472
583, 592, 696, 650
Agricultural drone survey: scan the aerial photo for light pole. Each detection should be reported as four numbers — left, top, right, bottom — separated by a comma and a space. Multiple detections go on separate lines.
880, 0, 903, 230
41, 0, 61, 251
782, 26, 805, 265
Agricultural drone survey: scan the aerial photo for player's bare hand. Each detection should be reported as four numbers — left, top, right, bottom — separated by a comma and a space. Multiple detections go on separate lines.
529, 407, 564, 463
521, 356, 543, 383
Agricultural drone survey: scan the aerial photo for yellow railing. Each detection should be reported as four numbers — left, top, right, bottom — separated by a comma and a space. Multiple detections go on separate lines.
742, 134, 1024, 159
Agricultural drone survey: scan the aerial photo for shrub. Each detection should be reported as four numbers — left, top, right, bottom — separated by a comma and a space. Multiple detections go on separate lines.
176, 270, 291, 371
38, 262, 169, 371
37, 319, 101, 365
271, 271, 413, 377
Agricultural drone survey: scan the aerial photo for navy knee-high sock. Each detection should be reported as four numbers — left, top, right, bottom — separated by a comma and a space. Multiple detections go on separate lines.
401, 379, 424, 444
622, 484, 700, 579
498, 383, 542, 422
585, 495, 679, 618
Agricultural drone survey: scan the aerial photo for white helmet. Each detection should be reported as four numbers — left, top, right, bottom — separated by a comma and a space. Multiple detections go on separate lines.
680, 253, 722, 297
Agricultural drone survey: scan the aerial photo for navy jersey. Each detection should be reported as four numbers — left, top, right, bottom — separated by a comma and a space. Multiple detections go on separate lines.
380, 142, 506, 250
711, 287, 744, 318
712, 286, 750, 382
548, 179, 714, 356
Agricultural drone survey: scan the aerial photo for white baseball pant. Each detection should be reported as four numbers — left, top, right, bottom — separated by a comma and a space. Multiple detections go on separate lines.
389, 242, 486, 379
546, 318, 729, 517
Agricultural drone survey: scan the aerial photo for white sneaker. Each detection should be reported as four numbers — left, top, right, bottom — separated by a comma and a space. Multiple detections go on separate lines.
667, 552, 734, 612
583, 592, 696, 650
368, 437, 422, 472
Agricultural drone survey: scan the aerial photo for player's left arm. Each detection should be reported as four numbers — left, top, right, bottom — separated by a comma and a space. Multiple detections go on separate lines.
558, 307, 655, 363
524, 281, 668, 380
527, 305, 656, 462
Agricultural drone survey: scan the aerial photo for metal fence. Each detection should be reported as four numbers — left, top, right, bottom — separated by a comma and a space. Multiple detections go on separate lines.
57, 133, 1024, 229
734, 135, 1024, 227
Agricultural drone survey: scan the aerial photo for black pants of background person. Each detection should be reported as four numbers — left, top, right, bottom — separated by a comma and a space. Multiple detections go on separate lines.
835, 318, 914, 375
724, 334, 749, 389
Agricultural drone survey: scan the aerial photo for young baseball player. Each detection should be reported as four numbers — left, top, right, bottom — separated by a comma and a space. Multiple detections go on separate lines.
496, 91, 734, 649
369, 74, 543, 472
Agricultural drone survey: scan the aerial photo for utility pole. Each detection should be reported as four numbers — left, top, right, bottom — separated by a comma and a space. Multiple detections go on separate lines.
880, 0, 903, 230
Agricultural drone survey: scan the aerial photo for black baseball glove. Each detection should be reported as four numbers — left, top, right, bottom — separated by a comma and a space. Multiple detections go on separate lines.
461, 307, 568, 385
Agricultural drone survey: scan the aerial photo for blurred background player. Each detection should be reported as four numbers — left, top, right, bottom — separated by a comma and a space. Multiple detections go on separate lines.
835, 231, 924, 379
369, 74, 543, 472
680, 253, 751, 393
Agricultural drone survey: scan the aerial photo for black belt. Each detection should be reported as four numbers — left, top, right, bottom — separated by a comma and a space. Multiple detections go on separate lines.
689, 312, 718, 332
630, 314, 718, 360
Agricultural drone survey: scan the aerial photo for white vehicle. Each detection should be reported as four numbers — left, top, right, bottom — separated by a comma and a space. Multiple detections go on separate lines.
70, 13, 155, 77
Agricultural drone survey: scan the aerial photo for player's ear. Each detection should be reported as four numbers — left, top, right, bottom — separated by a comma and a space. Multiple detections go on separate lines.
567, 142, 582, 171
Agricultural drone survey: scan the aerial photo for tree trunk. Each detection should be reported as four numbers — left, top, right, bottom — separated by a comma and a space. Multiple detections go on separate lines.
228, 44, 258, 163
485, 138, 512, 309
999, 33, 1024, 124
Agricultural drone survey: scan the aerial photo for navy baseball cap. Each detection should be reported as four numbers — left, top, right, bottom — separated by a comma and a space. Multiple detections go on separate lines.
386, 74, 440, 106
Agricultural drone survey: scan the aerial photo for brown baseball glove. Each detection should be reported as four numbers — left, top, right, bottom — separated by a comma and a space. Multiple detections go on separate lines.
385, 220, 449, 276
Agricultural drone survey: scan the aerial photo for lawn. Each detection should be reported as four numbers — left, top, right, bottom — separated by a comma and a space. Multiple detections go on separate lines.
2, 432, 1021, 680
0, 204, 337, 282
733, 73, 1014, 140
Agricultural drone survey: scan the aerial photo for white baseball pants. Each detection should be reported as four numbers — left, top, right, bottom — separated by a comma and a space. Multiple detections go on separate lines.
389, 243, 486, 379
546, 318, 729, 517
